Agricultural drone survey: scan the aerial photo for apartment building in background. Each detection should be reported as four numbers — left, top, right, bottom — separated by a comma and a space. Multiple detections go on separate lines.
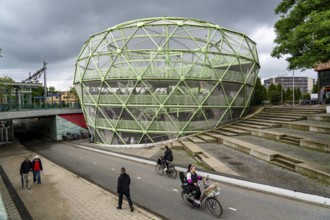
263, 76, 314, 93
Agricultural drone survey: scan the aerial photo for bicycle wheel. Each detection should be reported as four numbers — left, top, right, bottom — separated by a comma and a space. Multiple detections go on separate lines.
181, 191, 194, 207
155, 164, 164, 175
205, 197, 223, 218
167, 166, 177, 179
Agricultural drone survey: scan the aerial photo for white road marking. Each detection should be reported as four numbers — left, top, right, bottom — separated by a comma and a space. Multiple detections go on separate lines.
173, 189, 179, 192
79, 157, 82, 160
93, 162, 96, 165
112, 168, 115, 171
229, 207, 237, 211
137, 177, 141, 179
68, 153, 71, 156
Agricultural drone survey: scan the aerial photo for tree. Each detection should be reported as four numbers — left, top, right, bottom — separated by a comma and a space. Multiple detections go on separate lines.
48, 86, 58, 94
68, 87, 79, 102
253, 77, 267, 105
32, 87, 44, 97
0, 76, 15, 103
285, 88, 292, 101
268, 83, 281, 104
312, 82, 318, 93
272, 0, 330, 70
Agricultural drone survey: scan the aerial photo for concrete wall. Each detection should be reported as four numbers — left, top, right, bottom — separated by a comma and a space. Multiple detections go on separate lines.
56, 115, 87, 140
15, 115, 87, 141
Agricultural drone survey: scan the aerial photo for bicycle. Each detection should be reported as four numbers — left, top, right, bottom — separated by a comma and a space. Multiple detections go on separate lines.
180, 172, 223, 218
155, 159, 177, 179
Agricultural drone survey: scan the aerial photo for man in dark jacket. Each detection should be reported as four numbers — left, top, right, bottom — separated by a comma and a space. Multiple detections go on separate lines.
162, 145, 173, 171
117, 167, 134, 212
20, 156, 32, 189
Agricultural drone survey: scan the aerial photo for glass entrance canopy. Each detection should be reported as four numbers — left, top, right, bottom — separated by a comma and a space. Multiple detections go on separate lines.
74, 17, 260, 145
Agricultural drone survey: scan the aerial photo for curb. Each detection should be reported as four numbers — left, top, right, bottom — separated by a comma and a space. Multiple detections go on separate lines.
74, 143, 330, 206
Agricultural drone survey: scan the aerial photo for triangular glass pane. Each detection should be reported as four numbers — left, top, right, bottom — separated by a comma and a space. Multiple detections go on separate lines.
165, 81, 198, 106
127, 107, 152, 129
219, 40, 235, 54
233, 85, 246, 106
184, 108, 209, 132
222, 82, 241, 105
186, 27, 210, 48
217, 108, 231, 125
203, 107, 218, 128
95, 108, 115, 128
81, 86, 96, 104
213, 108, 227, 127
79, 42, 91, 59
246, 64, 259, 85
74, 84, 82, 100
166, 107, 194, 130
99, 106, 122, 124
82, 62, 101, 81
115, 80, 135, 104
231, 108, 243, 119
204, 83, 227, 106
128, 81, 160, 105
84, 105, 97, 121
117, 108, 140, 131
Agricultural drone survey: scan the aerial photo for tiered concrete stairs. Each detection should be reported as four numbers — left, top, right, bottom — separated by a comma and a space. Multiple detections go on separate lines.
172, 107, 330, 184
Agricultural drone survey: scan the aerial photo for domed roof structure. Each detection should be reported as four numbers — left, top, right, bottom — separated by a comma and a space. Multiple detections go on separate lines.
74, 17, 260, 145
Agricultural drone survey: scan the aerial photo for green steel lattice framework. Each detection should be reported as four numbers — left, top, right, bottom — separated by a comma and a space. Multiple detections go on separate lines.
74, 17, 260, 145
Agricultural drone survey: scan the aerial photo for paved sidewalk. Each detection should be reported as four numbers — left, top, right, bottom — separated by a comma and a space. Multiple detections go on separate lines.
0, 143, 161, 220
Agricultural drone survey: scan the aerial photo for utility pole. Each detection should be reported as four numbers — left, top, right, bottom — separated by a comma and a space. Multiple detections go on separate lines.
43, 61, 47, 109
292, 70, 295, 107
279, 74, 287, 104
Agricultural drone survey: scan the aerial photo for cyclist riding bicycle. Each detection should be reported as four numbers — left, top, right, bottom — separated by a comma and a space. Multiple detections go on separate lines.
158, 145, 173, 171
186, 164, 202, 205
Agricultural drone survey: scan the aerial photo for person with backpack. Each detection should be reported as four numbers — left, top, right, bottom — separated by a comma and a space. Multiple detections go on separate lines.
20, 156, 32, 189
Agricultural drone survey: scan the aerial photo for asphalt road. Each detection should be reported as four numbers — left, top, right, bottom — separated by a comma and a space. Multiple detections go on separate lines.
21, 138, 330, 220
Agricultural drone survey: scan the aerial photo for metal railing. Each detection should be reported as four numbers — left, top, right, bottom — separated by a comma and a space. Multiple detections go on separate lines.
0, 103, 81, 112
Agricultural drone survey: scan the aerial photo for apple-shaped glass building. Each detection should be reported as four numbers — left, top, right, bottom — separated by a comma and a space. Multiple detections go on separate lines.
74, 17, 260, 145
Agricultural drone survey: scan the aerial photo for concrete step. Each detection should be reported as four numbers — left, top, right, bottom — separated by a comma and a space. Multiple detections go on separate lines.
253, 115, 299, 122
221, 125, 250, 135
234, 122, 270, 129
179, 140, 203, 156
308, 114, 330, 122
271, 155, 302, 171
280, 121, 330, 134
187, 136, 205, 143
258, 113, 307, 119
243, 120, 280, 128
280, 136, 301, 146
212, 130, 239, 136
195, 134, 218, 143
264, 108, 325, 114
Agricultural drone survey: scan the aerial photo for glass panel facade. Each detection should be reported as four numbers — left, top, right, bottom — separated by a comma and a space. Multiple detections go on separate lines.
74, 17, 260, 145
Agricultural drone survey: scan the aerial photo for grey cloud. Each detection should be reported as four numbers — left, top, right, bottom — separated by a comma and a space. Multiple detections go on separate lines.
1, 0, 294, 89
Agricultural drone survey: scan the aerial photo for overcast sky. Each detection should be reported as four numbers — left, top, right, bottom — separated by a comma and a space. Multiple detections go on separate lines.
0, 0, 317, 91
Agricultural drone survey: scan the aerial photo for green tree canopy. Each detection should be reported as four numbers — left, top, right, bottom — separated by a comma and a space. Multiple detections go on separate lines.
272, 0, 330, 70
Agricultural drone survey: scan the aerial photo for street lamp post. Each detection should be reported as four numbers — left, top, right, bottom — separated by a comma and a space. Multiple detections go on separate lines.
279, 74, 287, 104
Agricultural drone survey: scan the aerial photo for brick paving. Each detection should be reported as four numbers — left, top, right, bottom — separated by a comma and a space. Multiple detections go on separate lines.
0, 144, 161, 220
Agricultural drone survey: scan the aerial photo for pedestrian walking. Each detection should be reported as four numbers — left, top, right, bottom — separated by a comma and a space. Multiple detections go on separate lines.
117, 167, 134, 212
32, 155, 43, 184
20, 156, 32, 190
